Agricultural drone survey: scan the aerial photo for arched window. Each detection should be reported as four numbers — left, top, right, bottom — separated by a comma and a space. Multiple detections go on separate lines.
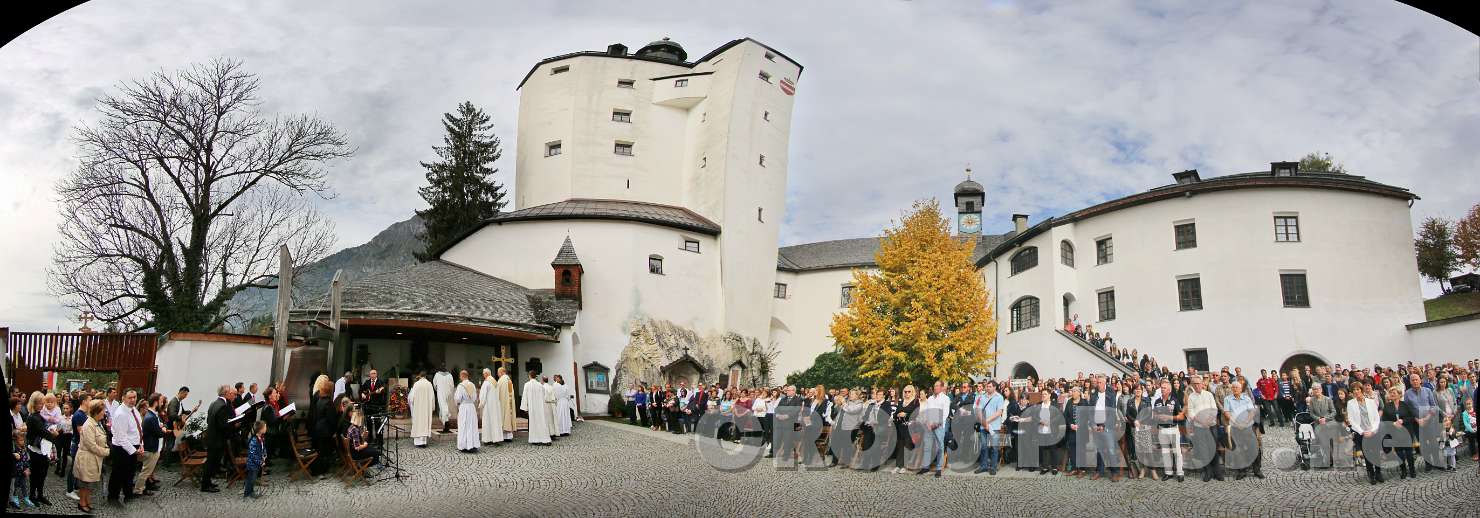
561, 270, 574, 286
1010, 296, 1040, 332
648, 254, 664, 275
1060, 240, 1074, 267
1010, 247, 1038, 275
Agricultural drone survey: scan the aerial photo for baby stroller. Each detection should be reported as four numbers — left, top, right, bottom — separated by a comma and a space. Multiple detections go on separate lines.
1292, 411, 1317, 470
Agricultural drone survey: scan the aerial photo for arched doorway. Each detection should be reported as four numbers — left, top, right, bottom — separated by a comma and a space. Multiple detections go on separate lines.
1062, 293, 1077, 325
1279, 353, 1327, 376
1011, 362, 1038, 380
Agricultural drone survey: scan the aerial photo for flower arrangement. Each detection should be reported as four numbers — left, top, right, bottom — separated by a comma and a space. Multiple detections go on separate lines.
388, 386, 409, 417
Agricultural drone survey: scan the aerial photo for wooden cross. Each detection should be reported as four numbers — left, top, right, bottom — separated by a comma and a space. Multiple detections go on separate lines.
77, 311, 95, 333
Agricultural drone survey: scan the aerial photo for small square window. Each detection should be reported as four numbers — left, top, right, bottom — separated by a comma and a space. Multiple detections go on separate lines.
764, 52, 776, 62
682, 239, 700, 253
616, 79, 635, 88
551, 65, 569, 75
757, 207, 764, 222
758, 70, 772, 82
1275, 215, 1300, 242
614, 142, 633, 156
763, 111, 770, 121
758, 154, 766, 167
840, 285, 854, 307
1174, 222, 1197, 250
1097, 290, 1116, 321
545, 141, 562, 157
612, 110, 631, 123
774, 283, 788, 299
1178, 277, 1203, 311
648, 255, 663, 275
1185, 349, 1210, 372
1281, 273, 1310, 308
700, 156, 706, 168
1096, 237, 1113, 265
674, 78, 688, 87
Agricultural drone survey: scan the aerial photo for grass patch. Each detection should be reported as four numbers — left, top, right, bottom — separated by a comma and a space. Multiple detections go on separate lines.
1424, 291, 1480, 321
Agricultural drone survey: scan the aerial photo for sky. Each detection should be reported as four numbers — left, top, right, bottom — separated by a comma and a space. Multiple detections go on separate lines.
1, 0, 1476, 332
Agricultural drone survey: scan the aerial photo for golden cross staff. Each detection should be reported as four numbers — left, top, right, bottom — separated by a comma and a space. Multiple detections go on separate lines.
490, 344, 515, 371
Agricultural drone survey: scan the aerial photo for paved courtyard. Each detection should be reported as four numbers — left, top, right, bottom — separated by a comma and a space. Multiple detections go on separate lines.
13, 420, 1479, 517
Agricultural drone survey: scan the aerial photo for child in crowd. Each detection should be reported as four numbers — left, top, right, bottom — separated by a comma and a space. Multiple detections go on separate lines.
244, 420, 267, 499
11, 428, 33, 509
1441, 420, 1460, 471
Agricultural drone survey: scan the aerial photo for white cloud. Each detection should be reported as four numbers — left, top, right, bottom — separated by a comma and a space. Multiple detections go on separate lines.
0, 0, 1475, 330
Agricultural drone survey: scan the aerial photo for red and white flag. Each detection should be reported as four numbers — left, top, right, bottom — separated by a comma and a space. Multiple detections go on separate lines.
779, 77, 796, 96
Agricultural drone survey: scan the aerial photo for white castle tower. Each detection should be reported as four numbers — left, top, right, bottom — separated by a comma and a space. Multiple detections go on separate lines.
513, 37, 802, 342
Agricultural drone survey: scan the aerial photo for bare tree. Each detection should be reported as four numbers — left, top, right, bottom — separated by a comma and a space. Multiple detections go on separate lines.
49, 59, 351, 332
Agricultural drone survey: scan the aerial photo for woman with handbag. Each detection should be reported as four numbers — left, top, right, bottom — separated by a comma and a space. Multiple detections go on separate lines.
891, 385, 919, 474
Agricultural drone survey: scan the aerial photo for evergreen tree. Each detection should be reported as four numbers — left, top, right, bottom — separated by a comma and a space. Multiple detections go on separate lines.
414, 101, 506, 261
1415, 216, 1459, 292
829, 199, 998, 389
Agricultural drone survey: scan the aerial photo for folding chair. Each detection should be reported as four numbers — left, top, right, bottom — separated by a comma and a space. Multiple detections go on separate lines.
226, 442, 249, 488
289, 432, 319, 481
174, 446, 208, 487
340, 437, 374, 487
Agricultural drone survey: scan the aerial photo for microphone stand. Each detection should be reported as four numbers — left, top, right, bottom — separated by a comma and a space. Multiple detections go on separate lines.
372, 412, 411, 484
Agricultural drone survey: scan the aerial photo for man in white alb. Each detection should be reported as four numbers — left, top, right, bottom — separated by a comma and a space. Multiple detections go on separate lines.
433, 367, 455, 434
543, 376, 558, 441
554, 374, 573, 437
408, 372, 435, 447
521, 371, 553, 444
478, 369, 505, 446
454, 370, 480, 453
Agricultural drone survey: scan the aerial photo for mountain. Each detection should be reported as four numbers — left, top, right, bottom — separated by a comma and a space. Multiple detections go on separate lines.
227, 214, 424, 332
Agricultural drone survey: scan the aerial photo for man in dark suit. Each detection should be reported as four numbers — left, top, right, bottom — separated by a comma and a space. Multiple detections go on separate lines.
200, 384, 239, 493
1085, 375, 1122, 481
768, 385, 805, 460
361, 370, 387, 443
686, 383, 707, 433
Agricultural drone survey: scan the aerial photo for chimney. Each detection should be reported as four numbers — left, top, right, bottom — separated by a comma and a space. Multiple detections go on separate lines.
607, 43, 628, 56
1012, 214, 1029, 233
1172, 169, 1201, 185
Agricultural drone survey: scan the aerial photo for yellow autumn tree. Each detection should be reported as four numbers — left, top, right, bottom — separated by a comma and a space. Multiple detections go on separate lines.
829, 199, 997, 389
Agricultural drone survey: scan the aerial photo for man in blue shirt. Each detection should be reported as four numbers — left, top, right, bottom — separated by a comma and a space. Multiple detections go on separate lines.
974, 380, 1006, 475
632, 383, 648, 428
1403, 373, 1440, 472
1222, 380, 1264, 480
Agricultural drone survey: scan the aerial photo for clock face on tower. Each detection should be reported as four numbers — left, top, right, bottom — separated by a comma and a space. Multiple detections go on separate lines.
958, 213, 982, 234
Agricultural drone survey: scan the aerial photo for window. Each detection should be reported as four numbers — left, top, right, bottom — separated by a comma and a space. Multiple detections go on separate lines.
612, 110, 631, 123
701, 112, 706, 123
1185, 349, 1210, 372
545, 141, 562, 157
616, 79, 635, 88
700, 156, 706, 168
774, 283, 788, 299
1280, 272, 1310, 308
648, 255, 663, 275
1097, 289, 1116, 321
757, 207, 764, 222
561, 270, 573, 286
1010, 297, 1040, 332
1174, 222, 1197, 250
758, 154, 766, 167
1275, 215, 1300, 242
1009, 247, 1038, 275
682, 239, 700, 253
840, 285, 854, 307
1096, 237, 1113, 265
763, 111, 770, 121
758, 70, 772, 82
764, 52, 776, 62
674, 78, 688, 87
1060, 240, 1075, 267
1177, 277, 1203, 311
551, 65, 569, 75
614, 142, 633, 156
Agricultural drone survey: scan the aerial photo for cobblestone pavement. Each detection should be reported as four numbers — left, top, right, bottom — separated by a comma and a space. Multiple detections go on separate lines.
11, 420, 1478, 517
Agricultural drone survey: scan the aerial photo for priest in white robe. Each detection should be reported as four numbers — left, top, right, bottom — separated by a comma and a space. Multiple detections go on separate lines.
496, 368, 516, 441
433, 368, 456, 433
542, 377, 558, 440
553, 374, 573, 437
520, 372, 552, 444
408, 372, 435, 447
454, 370, 480, 452
478, 368, 505, 446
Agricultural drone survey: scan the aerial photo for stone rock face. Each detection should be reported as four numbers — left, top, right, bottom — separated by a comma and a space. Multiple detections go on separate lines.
611, 317, 777, 393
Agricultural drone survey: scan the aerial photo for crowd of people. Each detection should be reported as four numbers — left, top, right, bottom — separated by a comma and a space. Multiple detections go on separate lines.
1064, 314, 1174, 379
619, 359, 1480, 483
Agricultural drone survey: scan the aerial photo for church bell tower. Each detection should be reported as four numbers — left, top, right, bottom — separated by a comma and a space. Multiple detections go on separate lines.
954, 166, 985, 235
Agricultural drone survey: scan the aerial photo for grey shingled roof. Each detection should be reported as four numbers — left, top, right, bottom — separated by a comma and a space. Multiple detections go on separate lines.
493, 199, 721, 235
291, 260, 564, 337
551, 236, 581, 266
777, 233, 1009, 272
526, 290, 579, 326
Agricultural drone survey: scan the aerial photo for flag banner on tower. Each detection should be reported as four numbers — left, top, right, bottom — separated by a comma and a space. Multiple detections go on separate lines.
780, 77, 795, 95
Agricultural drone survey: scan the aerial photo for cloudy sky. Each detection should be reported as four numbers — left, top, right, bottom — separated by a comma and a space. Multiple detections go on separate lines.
1, 0, 1476, 331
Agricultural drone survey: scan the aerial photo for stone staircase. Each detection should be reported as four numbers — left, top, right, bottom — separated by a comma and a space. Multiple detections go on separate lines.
1055, 329, 1137, 376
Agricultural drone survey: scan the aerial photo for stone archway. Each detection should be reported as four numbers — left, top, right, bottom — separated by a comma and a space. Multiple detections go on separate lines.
1011, 362, 1039, 380
1279, 352, 1328, 377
